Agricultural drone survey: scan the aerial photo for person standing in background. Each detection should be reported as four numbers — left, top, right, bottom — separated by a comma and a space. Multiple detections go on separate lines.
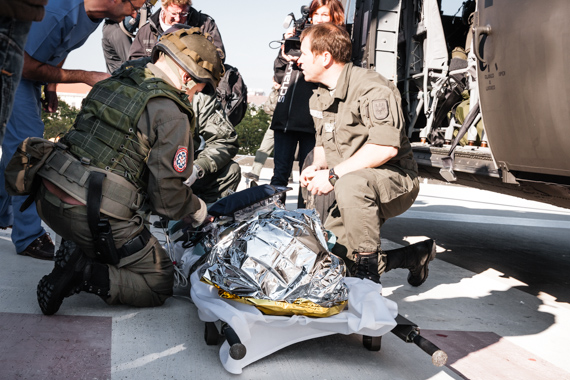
0, 0, 47, 145
129, 0, 224, 60
102, 0, 157, 74
269, 0, 345, 208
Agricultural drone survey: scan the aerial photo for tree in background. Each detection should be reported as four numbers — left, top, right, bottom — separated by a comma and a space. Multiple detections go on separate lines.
42, 99, 79, 140
234, 104, 271, 155
41, 101, 272, 153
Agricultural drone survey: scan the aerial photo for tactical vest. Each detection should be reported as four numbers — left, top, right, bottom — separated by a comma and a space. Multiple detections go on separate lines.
62, 66, 195, 191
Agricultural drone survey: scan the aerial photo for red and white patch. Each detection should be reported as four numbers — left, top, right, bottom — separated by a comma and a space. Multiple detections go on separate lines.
173, 147, 188, 173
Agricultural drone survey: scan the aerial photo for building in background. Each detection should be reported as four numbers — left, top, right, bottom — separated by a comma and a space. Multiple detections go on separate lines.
56, 83, 92, 109
247, 89, 266, 107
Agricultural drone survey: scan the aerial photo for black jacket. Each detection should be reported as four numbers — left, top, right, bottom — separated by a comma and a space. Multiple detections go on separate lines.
270, 54, 316, 134
128, 7, 225, 60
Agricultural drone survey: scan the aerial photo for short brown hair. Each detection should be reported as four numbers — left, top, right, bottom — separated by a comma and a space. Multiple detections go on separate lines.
301, 23, 352, 64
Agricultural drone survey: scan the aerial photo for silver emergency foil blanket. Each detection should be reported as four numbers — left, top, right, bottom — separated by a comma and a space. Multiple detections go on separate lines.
200, 209, 348, 309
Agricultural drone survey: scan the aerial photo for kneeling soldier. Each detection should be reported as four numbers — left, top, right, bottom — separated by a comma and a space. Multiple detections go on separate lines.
35, 28, 224, 315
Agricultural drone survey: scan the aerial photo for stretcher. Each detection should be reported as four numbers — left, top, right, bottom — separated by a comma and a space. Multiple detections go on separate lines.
190, 270, 446, 373
172, 185, 447, 374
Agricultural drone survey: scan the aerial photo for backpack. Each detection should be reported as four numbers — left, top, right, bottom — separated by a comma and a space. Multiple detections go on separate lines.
5, 137, 55, 197
216, 63, 248, 127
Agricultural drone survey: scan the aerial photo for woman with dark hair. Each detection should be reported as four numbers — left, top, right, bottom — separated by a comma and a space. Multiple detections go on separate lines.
309, 0, 345, 26
269, 0, 345, 208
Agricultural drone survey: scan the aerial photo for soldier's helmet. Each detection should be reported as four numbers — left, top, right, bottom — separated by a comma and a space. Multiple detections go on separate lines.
152, 27, 225, 95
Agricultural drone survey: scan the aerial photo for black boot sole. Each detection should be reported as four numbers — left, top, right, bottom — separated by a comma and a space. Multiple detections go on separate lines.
37, 247, 84, 315
407, 239, 437, 287
37, 275, 65, 316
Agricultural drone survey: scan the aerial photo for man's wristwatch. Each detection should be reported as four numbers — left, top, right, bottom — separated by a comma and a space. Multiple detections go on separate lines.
328, 168, 339, 186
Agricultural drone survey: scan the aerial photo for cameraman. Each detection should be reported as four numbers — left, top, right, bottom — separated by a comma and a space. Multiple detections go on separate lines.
128, 0, 224, 61
270, 0, 345, 208
102, 1, 156, 74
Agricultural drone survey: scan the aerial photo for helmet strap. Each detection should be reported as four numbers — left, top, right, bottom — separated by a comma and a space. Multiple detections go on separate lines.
164, 55, 187, 90
181, 80, 197, 93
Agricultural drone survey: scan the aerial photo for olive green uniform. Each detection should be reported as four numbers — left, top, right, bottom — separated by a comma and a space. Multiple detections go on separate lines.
118, 57, 240, 204
36, 63, 204, 307
309, 63, 419, 273
191, 92, 241, 203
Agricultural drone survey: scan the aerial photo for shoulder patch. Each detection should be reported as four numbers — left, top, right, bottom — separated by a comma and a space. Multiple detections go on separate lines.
371, 99, 389, 120
173, 146, 188, 173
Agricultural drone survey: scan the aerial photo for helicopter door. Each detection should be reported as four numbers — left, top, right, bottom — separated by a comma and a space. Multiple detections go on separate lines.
475, 0, 570, 178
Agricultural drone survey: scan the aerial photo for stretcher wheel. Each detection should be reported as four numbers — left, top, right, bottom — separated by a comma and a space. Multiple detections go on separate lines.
204, 322, 220, 345
221, 323, 247, 360
363, 335, 382, 351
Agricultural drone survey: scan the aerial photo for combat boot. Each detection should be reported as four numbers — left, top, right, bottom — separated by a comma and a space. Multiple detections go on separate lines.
351, 252, 381, 284
385, 239, 436, 287
81, 261, 111, 299
37, 241, 111, 315
37, 240, 89, 315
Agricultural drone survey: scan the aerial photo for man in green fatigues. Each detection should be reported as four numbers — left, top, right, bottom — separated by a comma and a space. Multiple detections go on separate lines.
188, 91, 240, 204
35, 28, 224, 315
299, 23, 436, 285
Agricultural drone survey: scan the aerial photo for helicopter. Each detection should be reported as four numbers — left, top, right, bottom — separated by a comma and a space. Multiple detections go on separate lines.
341, 0, 570, 209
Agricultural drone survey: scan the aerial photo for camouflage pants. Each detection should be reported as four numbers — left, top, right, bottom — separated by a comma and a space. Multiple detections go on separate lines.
36, 183, 174, 307
325, 166, 419, 275
192, 160, 241, 203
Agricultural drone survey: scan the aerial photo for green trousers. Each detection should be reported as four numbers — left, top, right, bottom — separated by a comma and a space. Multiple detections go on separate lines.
325, 166, 419, 274
192, 160, 241, 204
36, 183, 174, 307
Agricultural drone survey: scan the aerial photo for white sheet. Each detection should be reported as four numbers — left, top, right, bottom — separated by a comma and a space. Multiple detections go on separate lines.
190, 269, 398, 374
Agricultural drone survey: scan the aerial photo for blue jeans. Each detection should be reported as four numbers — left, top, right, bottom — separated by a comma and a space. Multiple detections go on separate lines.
0, 17, 31, 146
0, 79, 46, 252
270, 130, 316, 208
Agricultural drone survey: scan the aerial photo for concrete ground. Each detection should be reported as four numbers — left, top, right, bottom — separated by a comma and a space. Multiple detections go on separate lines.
1, 158, 569, 380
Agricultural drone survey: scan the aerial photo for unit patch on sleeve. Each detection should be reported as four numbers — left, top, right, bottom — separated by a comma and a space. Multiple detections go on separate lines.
371, 99, 389, 120
173, 146, 188, 173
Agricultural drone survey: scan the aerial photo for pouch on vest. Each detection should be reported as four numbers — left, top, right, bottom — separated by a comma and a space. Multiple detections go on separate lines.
5, 137, 55, 196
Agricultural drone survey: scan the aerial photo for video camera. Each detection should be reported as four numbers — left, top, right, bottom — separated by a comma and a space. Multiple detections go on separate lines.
120, 0, 157, 37
282, 5, 311, 57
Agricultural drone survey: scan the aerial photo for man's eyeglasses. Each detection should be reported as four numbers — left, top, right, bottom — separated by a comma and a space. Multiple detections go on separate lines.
125, 0, 140, 13
166, 9, 189, 18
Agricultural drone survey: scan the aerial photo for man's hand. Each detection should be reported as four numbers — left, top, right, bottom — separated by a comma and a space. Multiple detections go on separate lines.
84, 71, 111, 86
41, 85, 58, 113
182, 198, 209, 228
306, 169, 334, 196
22, 54, 110, 87
280, 28, 299, 62
281, 49, 299, 63
300, 164, 319, 187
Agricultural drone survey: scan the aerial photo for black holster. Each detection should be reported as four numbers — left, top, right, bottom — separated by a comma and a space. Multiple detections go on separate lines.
87, 171, 120, 265
93, 219, 120, 265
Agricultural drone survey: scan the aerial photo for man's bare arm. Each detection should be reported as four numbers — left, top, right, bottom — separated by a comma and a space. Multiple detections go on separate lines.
22, 53, 110, 86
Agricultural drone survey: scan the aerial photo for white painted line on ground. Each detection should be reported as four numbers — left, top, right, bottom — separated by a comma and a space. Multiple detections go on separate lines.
397, 211, 570, 229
